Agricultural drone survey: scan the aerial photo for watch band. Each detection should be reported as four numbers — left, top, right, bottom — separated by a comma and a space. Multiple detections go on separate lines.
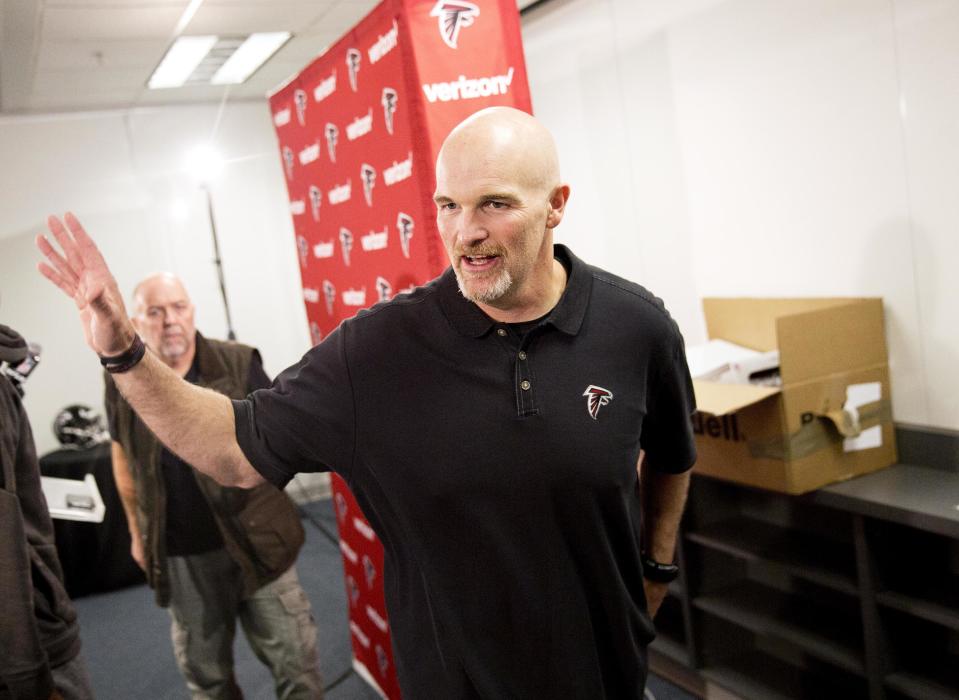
100, 334, 147, 374
642, 554, 679, 583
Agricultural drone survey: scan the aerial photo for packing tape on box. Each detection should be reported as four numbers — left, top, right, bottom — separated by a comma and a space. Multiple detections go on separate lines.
747, 400, 892, 461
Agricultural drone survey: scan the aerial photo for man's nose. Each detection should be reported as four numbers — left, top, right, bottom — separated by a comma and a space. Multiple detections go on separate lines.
456, 209, 488, 247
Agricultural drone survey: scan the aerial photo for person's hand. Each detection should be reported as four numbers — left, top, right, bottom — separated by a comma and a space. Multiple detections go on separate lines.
130, 532, 146, 571
644, 579, 669, 618
36, 213, 135, 356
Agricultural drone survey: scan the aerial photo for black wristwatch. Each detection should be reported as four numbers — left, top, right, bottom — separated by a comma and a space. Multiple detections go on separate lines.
642, 554, 679, 584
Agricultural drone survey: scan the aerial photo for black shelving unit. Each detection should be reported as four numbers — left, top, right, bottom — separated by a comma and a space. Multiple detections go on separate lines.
649, 439, 959, 700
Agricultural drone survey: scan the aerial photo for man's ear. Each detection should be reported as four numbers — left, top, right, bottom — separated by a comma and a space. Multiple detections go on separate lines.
546, 184, 571, 229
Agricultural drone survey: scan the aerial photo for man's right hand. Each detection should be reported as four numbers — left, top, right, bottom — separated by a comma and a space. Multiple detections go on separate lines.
130, 533, 146, 572
36, 213, 136, 357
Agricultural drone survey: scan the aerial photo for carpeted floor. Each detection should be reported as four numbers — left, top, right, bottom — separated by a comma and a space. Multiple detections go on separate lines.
73, 498, 695, 699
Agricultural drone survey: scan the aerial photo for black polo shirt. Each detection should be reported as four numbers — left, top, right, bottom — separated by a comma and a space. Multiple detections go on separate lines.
233, 245, 696, 699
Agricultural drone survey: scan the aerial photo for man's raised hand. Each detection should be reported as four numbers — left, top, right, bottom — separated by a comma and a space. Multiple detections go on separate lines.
36, 213, 135, 357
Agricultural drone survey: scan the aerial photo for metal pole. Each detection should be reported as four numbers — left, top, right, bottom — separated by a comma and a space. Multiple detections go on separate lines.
202, 184, 237, 340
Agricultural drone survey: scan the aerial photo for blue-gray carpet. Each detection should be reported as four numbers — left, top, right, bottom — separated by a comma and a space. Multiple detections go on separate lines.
73, 498, 695, 699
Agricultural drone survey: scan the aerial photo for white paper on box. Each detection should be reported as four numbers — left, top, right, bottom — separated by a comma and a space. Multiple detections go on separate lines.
685, 339, 763, 380
843, 382, 883, 452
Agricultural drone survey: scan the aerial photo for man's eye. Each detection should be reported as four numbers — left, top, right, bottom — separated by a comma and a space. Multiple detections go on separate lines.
440, 202, 457, 211
486, 200, 506, 209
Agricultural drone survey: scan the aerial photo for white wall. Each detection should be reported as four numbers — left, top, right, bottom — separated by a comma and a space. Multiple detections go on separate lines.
2, 0, 958, 453
522, 0, 959, 431
0, 102, 310, 455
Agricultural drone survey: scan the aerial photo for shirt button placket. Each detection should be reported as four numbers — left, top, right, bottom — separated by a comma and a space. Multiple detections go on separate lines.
517, 343, 535, 414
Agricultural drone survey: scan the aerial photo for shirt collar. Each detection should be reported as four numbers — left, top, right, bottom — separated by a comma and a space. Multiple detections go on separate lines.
438, 244, 592, 338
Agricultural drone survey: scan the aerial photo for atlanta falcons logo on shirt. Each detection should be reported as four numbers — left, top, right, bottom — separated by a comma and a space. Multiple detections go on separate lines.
308, 185, 322, 221
324, 123, 338, 162
339, 227, 353, 266
323, 280, 336, 316
346, 48, 361, 91
430, 1, 480, 49
381, 87, 398, 135
583, 385, 613, 420
293, 89, 307, 126
360, 164, 376, 206
396, 212, 414, 259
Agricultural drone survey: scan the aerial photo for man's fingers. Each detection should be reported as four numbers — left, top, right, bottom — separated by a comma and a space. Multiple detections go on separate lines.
36, 234, 80, 288
47, 215, 85, 277
64, 211, 108, 269
37, 261, 81, 302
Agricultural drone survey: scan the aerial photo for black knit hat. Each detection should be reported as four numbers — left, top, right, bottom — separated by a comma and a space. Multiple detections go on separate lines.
0, 324, 28, 365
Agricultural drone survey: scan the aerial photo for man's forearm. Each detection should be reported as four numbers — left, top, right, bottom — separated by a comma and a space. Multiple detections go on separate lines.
641, 467, 691, 562
112, 351, 263, 488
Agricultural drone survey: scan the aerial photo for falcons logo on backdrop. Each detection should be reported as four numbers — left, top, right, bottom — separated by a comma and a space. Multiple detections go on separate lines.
308, 185, 322, 221
375, 276, 392, 302
339, 227, 353, 266
323, 280, 336, 316
362, 554, 376, 589
346, 48, 361, 91
583, 385, 613, 420
396, 212, 414, 259
309, 321, 322, 346
324, 123, 338, 162
293, 89, 308, 125
376, 645, 390, 676
296, 235, 309, 268
360, 164, 376, 207
335, 492, 348, 522
430, 1, 480, 49
346, 575, 360, 607
282, 146, 294, 180
381, 87, 398, 135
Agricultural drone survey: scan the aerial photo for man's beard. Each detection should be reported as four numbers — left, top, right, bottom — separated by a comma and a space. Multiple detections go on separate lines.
454, 265, 513, 304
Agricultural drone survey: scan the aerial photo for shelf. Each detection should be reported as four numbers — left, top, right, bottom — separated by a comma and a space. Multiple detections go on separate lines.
877, 584, 959, 631
693, 580, 865, 675
649, 635, 689, 666
686, 515, 858, 595
702, 649, 868, 700
886, 666, 959, 700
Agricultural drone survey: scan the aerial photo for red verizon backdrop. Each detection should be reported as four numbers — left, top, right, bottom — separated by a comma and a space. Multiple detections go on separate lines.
269, 1, 530, 696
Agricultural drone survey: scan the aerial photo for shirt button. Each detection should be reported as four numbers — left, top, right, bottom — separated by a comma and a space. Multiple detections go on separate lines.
521, 380, 531, 391
497, 328, 507, 337
518, 351, 527, 360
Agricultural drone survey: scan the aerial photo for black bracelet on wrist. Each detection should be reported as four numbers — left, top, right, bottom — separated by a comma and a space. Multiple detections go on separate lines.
642, 553, 680, 583
99, 334, 146, 374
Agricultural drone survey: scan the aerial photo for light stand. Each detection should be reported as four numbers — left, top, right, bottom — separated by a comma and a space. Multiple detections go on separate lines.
201, 183, 237, 340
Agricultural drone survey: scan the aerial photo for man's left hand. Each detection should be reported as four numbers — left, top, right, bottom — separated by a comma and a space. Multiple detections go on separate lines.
644, 579, 669, 618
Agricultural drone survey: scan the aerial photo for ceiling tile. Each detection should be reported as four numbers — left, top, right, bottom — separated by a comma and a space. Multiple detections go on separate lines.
37, 40, 169, 70
43, 6, 185, 40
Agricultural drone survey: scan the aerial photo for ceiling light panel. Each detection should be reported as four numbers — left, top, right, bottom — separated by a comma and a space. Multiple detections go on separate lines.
148, 35, 218, 89
211, 32, 291, 85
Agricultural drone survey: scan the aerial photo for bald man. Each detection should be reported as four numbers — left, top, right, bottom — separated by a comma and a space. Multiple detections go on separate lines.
39, 107, 697, 698
104, 274, 323, 700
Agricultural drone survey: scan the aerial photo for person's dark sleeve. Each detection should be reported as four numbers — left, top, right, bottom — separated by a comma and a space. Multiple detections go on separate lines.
233, 324, 355, 489
640, 330, 698, 473
0, 378, 55, 700
246, 349, 272, 391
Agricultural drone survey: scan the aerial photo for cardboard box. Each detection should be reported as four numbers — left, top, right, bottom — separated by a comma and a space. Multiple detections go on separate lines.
692, 298, 897, 494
